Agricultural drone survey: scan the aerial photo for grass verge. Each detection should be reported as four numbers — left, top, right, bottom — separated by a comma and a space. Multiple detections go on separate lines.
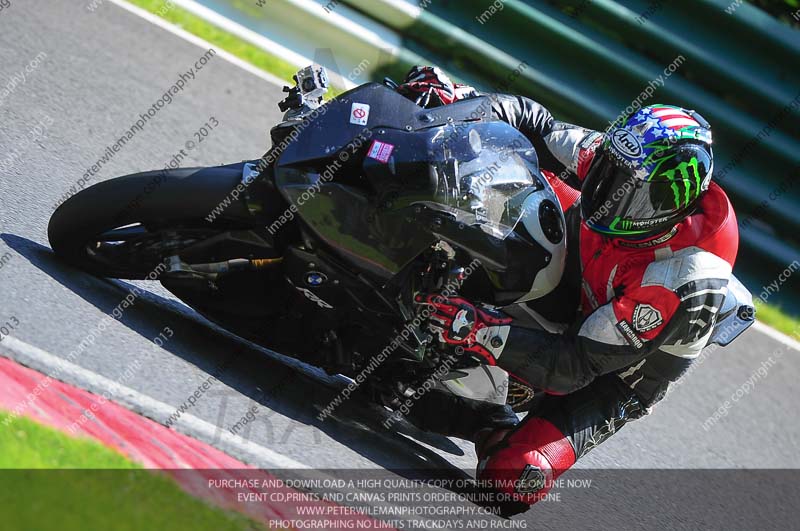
0, 412, 266, 531
755, 302, 800, 338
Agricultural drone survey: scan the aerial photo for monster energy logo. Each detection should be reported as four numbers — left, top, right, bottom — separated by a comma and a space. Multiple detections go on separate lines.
609, 215, 672, 234
660, 157, 701, 209
608, 216, 641, 234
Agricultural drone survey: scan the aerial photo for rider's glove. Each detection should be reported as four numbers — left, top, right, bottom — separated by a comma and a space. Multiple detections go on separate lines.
415, 294, 512, 363
396, 66, 477, 108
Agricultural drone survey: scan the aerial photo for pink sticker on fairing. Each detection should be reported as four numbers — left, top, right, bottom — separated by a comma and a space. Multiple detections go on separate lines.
367, 140, 395, 163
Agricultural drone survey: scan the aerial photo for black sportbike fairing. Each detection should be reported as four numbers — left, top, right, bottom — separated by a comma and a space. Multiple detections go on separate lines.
273, 83, 560, 305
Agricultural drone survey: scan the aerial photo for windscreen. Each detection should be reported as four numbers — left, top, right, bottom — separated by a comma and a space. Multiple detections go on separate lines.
276, 117, 547, 278
419, 122, 542, 239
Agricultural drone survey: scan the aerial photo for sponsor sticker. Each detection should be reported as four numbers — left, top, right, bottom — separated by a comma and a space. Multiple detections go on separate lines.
616, 320, 645, 349
579, 131, 603, 150
305, 271, 327, 287
517, 465, 546, 494
618, 226, 678, 248
350, 102, 370, 126
288, 278, 334, 309
297, 286, 334, 309
366, 140, 395, 164
633, 304, 663, 333
610, 128, 643, 158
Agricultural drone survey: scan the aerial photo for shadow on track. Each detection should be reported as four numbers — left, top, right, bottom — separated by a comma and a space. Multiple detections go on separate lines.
1, 233, 474, 480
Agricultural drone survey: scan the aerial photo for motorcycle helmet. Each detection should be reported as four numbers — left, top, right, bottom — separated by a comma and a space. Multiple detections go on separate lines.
581, 104, 714, 237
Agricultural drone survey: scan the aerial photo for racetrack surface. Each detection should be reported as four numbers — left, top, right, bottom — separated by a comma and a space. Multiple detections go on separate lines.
0, 1, 798, 529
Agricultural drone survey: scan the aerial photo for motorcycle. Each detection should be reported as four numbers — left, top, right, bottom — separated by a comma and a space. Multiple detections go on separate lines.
48, 66, 755, 422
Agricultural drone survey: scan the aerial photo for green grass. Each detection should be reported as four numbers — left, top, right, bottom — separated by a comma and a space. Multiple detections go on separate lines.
0, 412, 266, 531
755, 302, 800, 338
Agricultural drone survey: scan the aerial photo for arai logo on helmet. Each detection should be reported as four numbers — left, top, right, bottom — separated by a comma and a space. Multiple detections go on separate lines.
610, 128, 643, 159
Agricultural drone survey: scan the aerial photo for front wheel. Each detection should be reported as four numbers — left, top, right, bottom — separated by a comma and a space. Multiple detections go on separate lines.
48, 163, 257, 279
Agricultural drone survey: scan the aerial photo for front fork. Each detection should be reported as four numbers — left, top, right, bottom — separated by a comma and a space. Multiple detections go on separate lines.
394, 241, 466, 360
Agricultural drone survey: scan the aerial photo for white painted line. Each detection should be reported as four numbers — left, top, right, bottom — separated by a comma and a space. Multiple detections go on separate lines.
286, 0, 404, 56
0, 335, 308, 469
167, 0, 315, 69
752, 321, 800, 352
106, 0, 290, 88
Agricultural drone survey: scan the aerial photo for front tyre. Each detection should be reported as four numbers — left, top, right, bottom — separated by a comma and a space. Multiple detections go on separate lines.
48, 164, 255, 279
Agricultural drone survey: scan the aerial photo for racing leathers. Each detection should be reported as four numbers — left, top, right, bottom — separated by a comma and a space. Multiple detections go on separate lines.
411, 89, 739, 506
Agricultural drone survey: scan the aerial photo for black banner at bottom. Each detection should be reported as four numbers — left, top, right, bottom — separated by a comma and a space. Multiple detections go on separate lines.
1, 469, 796, 530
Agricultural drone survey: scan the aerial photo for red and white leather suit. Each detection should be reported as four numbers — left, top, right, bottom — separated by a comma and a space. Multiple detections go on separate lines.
469, 94, 739, 505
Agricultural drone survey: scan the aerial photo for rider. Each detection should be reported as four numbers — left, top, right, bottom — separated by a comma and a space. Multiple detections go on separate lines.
397, 67, 739, 513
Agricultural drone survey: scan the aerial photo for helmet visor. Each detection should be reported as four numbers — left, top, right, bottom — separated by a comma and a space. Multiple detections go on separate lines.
581, 150, 700, 235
